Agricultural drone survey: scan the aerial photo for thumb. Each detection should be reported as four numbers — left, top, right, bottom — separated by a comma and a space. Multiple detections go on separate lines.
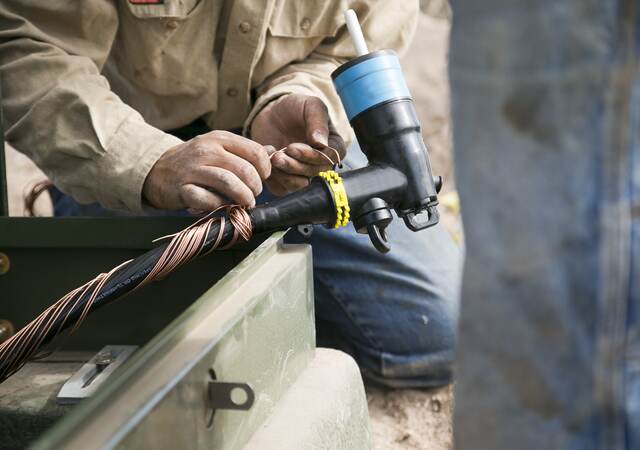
303, 97, 330, 147
264, 144, 278, 157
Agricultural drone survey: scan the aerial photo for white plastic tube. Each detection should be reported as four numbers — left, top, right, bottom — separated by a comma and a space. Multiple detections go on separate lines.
344, 9, 369, 56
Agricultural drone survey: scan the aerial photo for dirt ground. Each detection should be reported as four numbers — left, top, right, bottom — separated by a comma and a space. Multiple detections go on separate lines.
3, 4, 457, 449
367, 384, 453, 450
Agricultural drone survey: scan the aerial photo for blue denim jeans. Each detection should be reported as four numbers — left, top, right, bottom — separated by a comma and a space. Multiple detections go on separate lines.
50, 142, 462, 388
450, 1, 640, 448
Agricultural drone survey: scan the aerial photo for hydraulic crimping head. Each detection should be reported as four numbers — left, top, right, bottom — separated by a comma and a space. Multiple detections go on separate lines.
330, 11, 442, 251
250, 10, 441, 253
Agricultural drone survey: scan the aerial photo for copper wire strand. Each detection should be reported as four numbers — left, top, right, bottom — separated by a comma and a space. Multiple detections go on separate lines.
23, 179, 54, 217
0, 287, 89, 377
269, 145, 341, 168
200, 216, 226, 257
0, 288, 78, 368
0, 261, 132, 378
0, 205, 253, 382
28, 280, 104, 363
71, 260, 134, 333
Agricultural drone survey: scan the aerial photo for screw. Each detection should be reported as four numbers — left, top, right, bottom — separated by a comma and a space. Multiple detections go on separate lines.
0, 253, 9, 275
0, 320, 15, 343
94, 350, 114, 372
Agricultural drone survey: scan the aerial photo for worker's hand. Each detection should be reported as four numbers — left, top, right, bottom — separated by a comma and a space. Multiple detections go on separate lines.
143, 131, 271, 211
250, 94, 346, 196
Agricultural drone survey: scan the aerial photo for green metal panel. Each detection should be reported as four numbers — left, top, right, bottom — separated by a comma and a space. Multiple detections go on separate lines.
0, 217, 259, 249
0, 82, 8, 217
0, 213, 371, 449
28, 232, 317, 450
0, 217, 264, 348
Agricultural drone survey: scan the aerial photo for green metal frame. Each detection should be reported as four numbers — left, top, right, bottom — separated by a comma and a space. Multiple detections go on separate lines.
0, 81, 9, 216
0, 216, 265, 349
0, 216, 258, 249
30, 232, 310, 450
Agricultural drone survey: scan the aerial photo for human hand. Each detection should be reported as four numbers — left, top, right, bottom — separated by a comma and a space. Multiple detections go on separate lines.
250, 94, 345, 196
143, 130, 271, 211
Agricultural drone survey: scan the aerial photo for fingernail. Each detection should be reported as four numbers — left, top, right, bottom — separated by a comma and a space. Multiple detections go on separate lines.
313, 131, 328, 146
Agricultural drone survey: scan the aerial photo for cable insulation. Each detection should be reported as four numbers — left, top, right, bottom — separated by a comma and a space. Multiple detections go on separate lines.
0, 205, 252, 383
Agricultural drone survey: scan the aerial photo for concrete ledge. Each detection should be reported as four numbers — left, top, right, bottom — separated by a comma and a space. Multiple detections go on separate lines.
244, 348, 371, 450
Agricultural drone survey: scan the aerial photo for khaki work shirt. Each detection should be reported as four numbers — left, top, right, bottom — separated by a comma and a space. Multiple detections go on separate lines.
0, 0, 418, 212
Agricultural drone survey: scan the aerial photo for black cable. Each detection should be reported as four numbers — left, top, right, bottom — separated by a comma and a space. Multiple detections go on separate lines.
0, 218, 236, 382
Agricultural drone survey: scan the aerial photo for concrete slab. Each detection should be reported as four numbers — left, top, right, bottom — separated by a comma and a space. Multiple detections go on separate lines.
244, 348, 371, 450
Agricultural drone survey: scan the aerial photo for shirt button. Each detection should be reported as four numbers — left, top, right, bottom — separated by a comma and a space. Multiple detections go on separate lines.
227, 87, 238, 97
300, 17, 311, 31
238, 21, 252, 33
166, 20, 179, 30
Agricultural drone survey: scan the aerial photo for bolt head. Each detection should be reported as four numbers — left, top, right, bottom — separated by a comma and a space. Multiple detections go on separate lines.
0, 320, 15, 343
0, 253, 9, 275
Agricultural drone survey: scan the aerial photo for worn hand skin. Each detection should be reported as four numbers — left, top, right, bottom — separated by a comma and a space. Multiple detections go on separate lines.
143, 131, 271, 211
250, 94, 346, 196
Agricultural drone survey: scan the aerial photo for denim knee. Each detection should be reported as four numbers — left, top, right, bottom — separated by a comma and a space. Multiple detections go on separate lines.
353, 292, 457, 388
310, 226, 461, 389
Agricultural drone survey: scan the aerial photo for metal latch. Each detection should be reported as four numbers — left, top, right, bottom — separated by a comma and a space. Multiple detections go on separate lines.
206, 372, 255, 427
57, 345, 137, 404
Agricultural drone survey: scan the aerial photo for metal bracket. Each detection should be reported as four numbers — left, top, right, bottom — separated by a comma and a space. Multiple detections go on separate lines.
296, 224, 313, 238
403, 206, 440, 231
57, 345, 138, 404
0, 81, 8, 217
0, 252, 9, 275
206, 379, 255, 427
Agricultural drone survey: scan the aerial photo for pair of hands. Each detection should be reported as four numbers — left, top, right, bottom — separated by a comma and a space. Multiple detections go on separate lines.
143, 95, 345, 211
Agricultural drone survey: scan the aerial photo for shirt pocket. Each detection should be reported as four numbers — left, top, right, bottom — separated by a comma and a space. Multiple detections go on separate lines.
115, 0, 216, 98
125, 0, 201, 19
261, 0, 344, 75
268, 0, 343, 38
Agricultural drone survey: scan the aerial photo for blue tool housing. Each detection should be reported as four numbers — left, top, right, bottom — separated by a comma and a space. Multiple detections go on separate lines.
330, 49, 441, 241
331, 50, 411, 121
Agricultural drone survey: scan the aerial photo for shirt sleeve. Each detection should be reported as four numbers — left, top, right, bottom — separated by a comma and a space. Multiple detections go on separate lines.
245, 0, 420, 143
0, 0, 183, 212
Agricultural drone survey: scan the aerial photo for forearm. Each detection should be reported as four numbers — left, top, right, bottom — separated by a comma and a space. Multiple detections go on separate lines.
0, 0, 182, 212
